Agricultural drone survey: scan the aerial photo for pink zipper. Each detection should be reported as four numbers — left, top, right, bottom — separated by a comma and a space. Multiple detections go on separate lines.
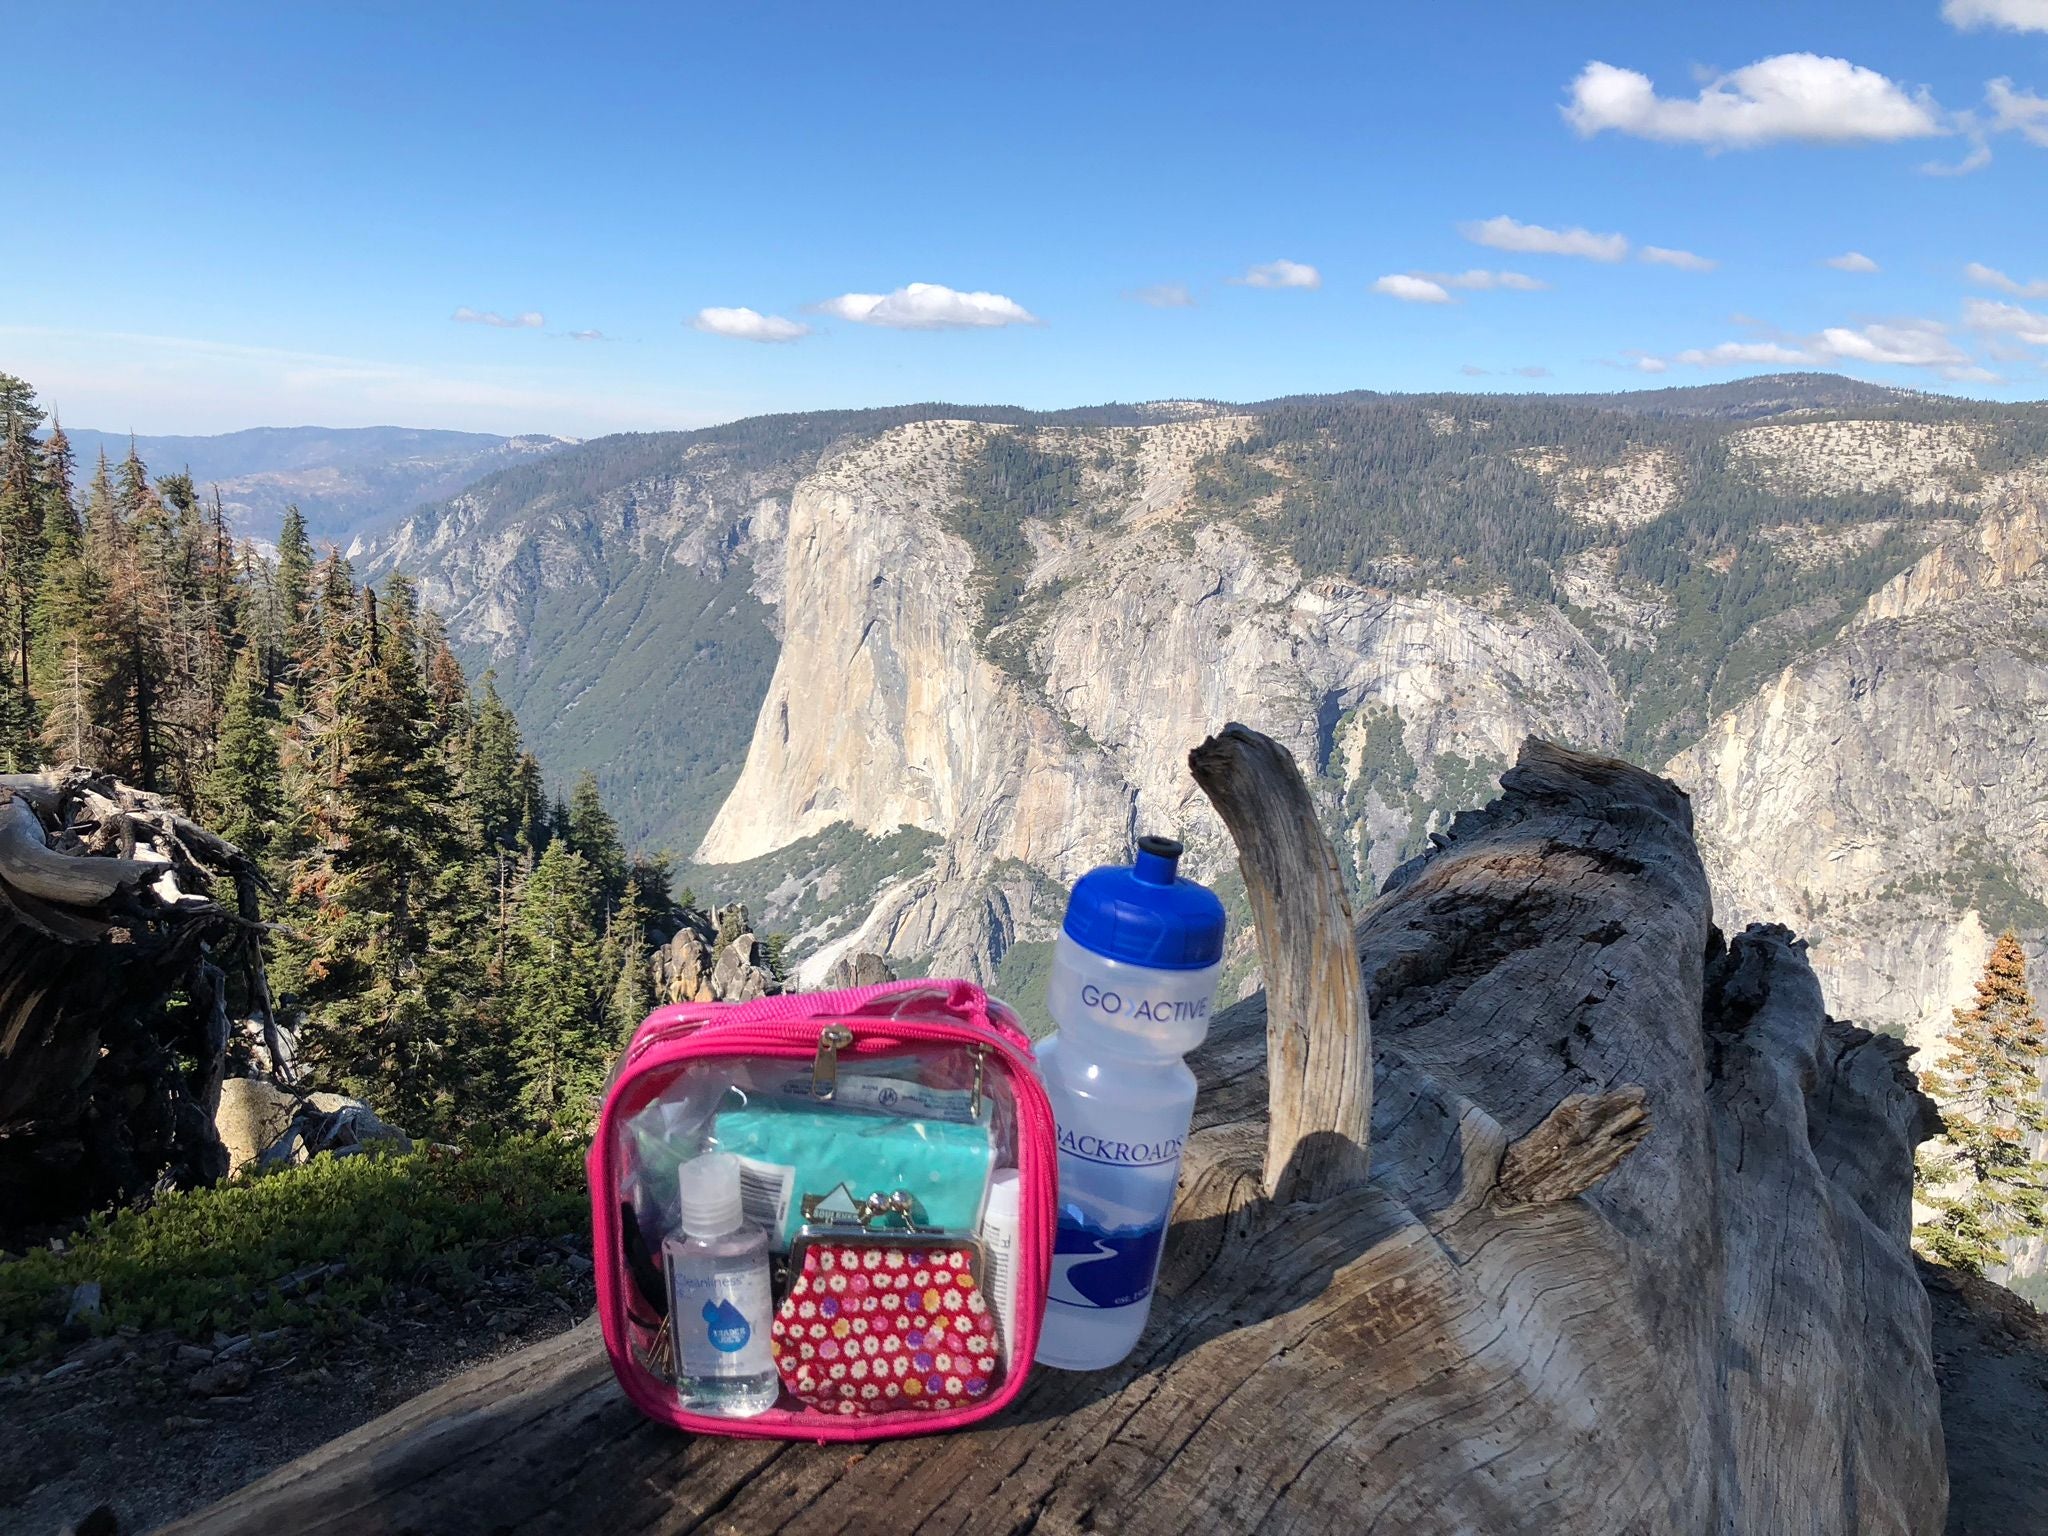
591, 996, 1057, 1441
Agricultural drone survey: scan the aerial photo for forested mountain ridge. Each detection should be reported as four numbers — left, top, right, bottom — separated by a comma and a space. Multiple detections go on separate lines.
52, 424, 571, 548
360, 375, 2048, 1111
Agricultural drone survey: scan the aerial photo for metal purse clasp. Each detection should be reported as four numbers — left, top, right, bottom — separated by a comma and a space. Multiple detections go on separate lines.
799, 1182, 932, 1232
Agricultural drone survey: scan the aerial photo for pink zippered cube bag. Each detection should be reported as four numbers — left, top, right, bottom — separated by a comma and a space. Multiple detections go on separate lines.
588, 979, 1058, 1439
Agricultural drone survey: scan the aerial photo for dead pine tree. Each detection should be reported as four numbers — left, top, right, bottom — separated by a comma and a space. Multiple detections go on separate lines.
1915, 929, 2048, 1276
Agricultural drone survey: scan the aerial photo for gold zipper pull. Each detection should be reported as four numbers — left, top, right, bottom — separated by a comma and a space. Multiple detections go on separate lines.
812, 1023, 853, 1100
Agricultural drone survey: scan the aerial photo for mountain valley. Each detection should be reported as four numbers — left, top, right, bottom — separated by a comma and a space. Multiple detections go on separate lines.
361, 377, 2046, 1114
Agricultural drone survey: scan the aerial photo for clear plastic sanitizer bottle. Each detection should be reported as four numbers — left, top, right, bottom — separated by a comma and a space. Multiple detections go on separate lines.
1035, 834, 1226, 1371
666, 1151, 779, 1416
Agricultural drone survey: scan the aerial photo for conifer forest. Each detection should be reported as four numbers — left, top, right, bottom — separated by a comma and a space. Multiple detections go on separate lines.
0, 370, 676, 1145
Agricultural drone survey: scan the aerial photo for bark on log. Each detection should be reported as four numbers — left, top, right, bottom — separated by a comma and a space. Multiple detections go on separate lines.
165, 738, 1945, 1536
0, 768, 278, 1233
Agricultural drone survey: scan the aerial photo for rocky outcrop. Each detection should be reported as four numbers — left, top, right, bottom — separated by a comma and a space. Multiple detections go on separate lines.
647, 903, 781, 1005
821, 951, 896, 989
213, 1079, 413, 1173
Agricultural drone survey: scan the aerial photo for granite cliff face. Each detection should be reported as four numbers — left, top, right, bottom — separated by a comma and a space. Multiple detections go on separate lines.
371, 382, 2048, 1073
1669, 500, 2048, 1043
692, 416, 1624, 985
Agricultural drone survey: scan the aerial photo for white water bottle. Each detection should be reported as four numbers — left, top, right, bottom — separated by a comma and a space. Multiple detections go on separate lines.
1034, 834, 1225, 1371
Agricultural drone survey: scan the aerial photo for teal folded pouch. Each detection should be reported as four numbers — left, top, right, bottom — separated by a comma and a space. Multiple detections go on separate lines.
712, 1099, 994, 1249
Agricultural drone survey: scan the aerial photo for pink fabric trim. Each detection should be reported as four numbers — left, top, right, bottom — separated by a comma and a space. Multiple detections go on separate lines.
590, 981, 1055, 1441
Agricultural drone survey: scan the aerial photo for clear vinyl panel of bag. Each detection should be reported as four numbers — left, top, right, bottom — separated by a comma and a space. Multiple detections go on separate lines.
587, 980, 1057, 1441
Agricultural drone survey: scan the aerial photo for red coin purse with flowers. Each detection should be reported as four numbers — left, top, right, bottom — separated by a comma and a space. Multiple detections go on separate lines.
771, 1232, 998, 1415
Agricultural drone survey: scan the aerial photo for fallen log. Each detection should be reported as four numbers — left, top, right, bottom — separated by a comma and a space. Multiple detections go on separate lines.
0, 768, 280, 1233
164, 735, 1944, 1535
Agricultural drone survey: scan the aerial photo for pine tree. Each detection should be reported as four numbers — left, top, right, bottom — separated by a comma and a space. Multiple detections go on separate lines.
288, 582, 472, 1132
566, 770, 627, 909
271, 506, 316, 691
30, 456, 110, 766
0, 373, 41, 444
0, 383, 46, 766
515, 753, 551, 854
464, 674, 526, 851
92, 443, 175, 787
1915, 931, 2048, 1275
203, 649, 284, 861
508, 841, 612, 1129
627, 852, 683, 936
605, 875, 655, 1037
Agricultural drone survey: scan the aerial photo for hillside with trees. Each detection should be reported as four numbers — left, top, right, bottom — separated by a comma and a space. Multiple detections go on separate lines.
0, 370, 669, 1144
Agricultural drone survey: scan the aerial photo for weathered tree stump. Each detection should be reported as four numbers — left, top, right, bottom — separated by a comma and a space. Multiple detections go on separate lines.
164, 735, 1945, 1535
0, 769, 279, 1232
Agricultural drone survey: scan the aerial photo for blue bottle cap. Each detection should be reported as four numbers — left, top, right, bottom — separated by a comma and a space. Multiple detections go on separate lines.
1060, 835, 1226, 971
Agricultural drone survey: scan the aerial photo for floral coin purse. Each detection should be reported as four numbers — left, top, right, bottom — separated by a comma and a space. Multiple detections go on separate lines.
771, 1190, 998, 1415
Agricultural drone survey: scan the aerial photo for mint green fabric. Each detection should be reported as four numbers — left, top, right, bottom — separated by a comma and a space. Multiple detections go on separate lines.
713, 1100, 994, 1248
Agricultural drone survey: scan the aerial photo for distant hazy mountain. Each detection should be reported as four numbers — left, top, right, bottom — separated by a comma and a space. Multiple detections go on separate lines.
1566, 372, 1920, 420
57, 424, 573, 548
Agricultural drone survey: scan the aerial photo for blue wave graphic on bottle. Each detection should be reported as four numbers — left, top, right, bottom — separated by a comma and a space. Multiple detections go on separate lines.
702, 1296, 752, 1352
1050, 1200, 1166, 1310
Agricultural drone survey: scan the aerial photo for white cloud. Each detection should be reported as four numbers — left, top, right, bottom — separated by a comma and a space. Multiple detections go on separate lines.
1458, 364, 1491, 376
1633, 356, 1670, 374
815, 283, 1039, 329
1987, 78, 2048, 147
1826, 252, 1881, 273
691, 306, 811, 343
1372, 274, 1455, 304
565, 329, 608, 342
1563, 54, 1945, 147
1966, 261, 2048, 297
1674, 341, 1819, 367
1923, 127, 1994, 176
1942, 364, 2004, 382
1817, 320, 1969, 367
1640, 245, 1718, 271
1964, 297, 2048, 345
1234, 259, 1322, 290
1639, 316, 1986, 375
1945, 0, 2048, 32
1419, 269, 1549, 291
1128, 283, 1195, 308
1459, 215, 1629, 262
1513, 365, 1553, 378
453, 307, 545, 329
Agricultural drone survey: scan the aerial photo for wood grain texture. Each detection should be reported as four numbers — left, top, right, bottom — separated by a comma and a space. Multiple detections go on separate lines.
1189, 723, 1372, 1204
165, 739, 1945, 1536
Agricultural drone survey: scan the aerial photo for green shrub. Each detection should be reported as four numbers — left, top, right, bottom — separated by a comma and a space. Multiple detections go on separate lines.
0, 1136, 588, 1367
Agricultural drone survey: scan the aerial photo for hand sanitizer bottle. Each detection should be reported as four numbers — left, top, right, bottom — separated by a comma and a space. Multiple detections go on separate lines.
1035, 835, 1225, 1371
666, 1151, 779, 1416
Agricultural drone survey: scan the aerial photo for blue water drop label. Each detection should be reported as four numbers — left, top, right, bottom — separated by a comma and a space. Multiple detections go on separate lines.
671, 1265, 773, 1376
702, 1296, 752, 1353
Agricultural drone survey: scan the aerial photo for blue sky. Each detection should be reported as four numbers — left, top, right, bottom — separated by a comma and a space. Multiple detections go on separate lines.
4, 0, 2046, 436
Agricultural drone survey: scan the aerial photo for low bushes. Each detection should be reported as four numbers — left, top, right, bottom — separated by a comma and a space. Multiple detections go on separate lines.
0, 1136, 588, 1367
